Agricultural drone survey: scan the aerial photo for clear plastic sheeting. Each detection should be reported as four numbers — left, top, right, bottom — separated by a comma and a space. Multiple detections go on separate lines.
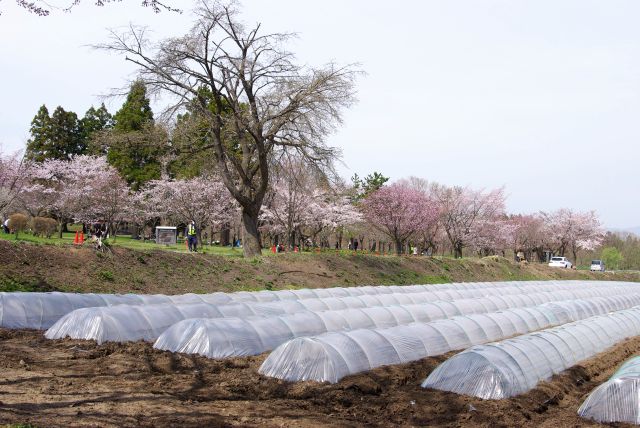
422, 307, 640, 399
578, 356, 640, 424
223, 282, 639, 306
42, 290, 520, 343
48, 283, 640, 345
1, 280, 609, 330
0, 291, 203, 330
222, 280, 635, 303
156, 291, 640, 359
258, 295, 640, 383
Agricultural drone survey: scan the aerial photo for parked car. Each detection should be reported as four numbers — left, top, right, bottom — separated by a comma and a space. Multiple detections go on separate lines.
549, 256, 572, 268
590, 260, 606, 272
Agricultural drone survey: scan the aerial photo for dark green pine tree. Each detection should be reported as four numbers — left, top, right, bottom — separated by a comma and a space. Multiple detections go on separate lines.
25, 105, 51, 162
26, 105, 84, 162
81, 103, 113, 147
107, 80, 165, 190
113, 81, 154, 132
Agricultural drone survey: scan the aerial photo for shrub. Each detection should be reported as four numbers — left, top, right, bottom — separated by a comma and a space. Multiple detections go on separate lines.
8, 213, 29, 238
99, 270, 115, 281
32, 217, 58, 238
601, 247, 624, 270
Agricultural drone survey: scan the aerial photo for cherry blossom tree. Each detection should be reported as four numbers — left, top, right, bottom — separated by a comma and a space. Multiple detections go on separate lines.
469, 217, 516, 257
0, 151, 32, 218
399, 177, 444, 254
77, 169, 131, 238
20, 155, 130, 237
143, 175, 236, 243
436, 186, 506, 258
260, 171, 315, 248
361, 181, 439, 255
508, 214, 546, 261
302, 194, 361, 248
125, 190, 156, 240
542, 208, 604, 263
20, 157, 78, 236
260, 163, 361, 249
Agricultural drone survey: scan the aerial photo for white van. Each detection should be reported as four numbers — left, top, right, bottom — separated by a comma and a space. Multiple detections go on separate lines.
590, 260, 606, 272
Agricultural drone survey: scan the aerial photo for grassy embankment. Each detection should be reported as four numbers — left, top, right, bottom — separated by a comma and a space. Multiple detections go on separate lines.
1, 236, 639, 295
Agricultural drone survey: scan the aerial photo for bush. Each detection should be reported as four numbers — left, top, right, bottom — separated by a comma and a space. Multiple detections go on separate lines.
99, 270, 114, 281
32, 217, 58, 238
601, 247, 624, 270
8, 213, 29, 238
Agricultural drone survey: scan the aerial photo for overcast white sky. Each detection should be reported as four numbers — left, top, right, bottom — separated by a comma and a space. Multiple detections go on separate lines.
1, 0, 639, 228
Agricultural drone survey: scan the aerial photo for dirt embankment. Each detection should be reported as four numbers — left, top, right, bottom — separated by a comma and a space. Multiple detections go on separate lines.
1, 240, 637, 294
0, 328, 638, 427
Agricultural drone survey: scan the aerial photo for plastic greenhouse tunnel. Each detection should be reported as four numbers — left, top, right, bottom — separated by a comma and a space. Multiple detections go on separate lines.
43, 289, 513, 344
156, 291, 640, 359
0, 291, 197, 330
1, 280, 603, 330
257, 295, 640, 384
578, 356, 640, 424
46, 282, 640, 344
422, 306, 640, 399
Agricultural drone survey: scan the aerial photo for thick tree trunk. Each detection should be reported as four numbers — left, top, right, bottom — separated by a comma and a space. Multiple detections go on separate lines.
289, 230, 296, 250
454, 242, 463, 258
131, 224, 140, 240
241, 208, 262, 257
110, 222, 118, 240
395, 240, 403, 255
220, 225, 230, 246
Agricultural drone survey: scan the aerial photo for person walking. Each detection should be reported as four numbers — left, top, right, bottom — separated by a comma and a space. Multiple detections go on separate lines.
186, 220, 198, 252
94, 226, 104, 251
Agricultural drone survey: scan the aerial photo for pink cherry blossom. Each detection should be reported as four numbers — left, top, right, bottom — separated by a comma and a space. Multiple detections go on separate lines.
361, 181, 439, 255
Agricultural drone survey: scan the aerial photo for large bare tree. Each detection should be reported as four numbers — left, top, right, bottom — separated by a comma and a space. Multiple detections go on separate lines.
97, 0, 359, 257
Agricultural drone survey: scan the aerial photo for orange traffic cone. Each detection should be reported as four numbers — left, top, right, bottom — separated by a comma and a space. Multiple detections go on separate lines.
79, 232, 84, 244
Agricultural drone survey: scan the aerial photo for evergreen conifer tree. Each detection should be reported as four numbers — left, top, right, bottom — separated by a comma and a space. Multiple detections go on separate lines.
26, 105, 84, 161
106, 81, 165, 190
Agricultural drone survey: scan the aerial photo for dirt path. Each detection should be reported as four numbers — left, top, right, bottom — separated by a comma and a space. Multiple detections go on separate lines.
0, 328, 637, 427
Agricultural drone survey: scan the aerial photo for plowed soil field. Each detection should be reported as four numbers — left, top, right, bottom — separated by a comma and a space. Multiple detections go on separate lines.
0, 328, 637, 427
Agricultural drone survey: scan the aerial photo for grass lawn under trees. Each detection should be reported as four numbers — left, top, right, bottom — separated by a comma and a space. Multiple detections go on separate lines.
0, 228, 245, 257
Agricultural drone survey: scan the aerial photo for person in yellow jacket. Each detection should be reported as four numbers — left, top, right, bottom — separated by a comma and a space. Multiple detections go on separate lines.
186, 220, 198, 252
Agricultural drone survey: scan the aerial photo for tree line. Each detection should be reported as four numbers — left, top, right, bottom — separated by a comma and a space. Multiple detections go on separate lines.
0, 146, 605, 263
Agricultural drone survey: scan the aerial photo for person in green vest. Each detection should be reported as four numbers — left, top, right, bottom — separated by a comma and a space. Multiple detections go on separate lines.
186, 220, 198, 252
